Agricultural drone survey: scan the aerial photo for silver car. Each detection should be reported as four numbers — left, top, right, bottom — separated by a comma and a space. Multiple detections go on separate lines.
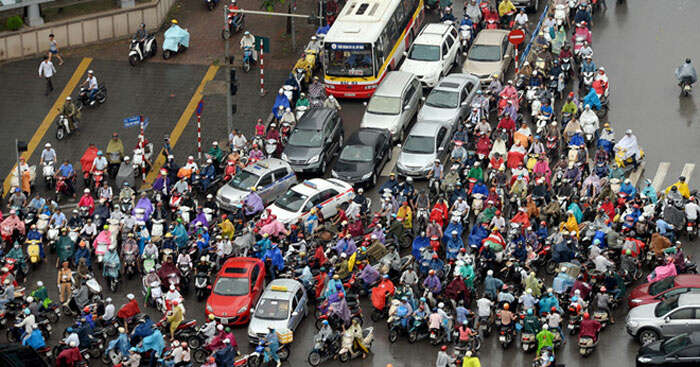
215, 159, 297, 211
396, 120, 453, 177
626, 293, 700, 345
247, 278, 307, 344
416, 73, 481, 127
360, 71, 422, 142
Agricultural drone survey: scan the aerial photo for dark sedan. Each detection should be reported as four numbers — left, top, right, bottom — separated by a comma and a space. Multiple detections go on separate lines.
636, 332, 700, 367
331, 128, 392, 187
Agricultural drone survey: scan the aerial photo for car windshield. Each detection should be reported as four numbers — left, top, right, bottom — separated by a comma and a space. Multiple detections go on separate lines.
254, 298, 290, 320
649, 277, 676, 296
408, 44, 440, 61
213, 277, 249, 297
468, 44, 501, 62
339, 145, 374, 162
325, 43, 374, 77
402, 135, 434, 154
662, 334, 691, 354
367, 95, 400, 115
227, 170, 260, 191
425, 89, 459, 108
274, 189, 308, 213
288, 128, 323, 147
654, 295, 680, 317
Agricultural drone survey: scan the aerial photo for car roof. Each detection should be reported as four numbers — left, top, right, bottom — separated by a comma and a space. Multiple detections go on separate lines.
374, 71, 414, 97
295, 107, 335, 129
473, 29, 508, 45
347, 128, 388, 147
420, 22, 452, 36
413, 33, 444, 46
220, 257, 261, 277
434, 74, 478, 91
261, 279, 303, 300
290, 178, 349, 197
674, 274, 700, 287
678, 293, 700, 306
408, 121, 443, 136
243, 158, 289, 175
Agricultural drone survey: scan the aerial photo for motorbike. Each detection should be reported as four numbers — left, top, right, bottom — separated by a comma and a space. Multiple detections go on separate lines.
680, 79, 694, 97
578, 335, 598, 357
497, 322, 514, 349
42, 161, 55, 189
26, 239, 42, 268
459, 24, 473, 52
204, 0, 218, 11
222, 11, 245, 39
162, 23, 190, 60
521, 332, 537, 352
76, 85, 107, 109
123, 246, 138, 280
478, 315, 493, 337
295, 105, 308, 120
178, 262, 192, 295
132, 142, 153, 178
264, 138, 278, 157
688, 220, 697, 240
582, 71, 595, 93
338, 327, 374, 363
91, 169, 105, 192
128, 34, 157, 66
194, 272, 210, 301
7, 317, 52, 343
104, 261, 120, 292
242, 45, 255, 72
307, 333, 341, 366
406, 315, 430, 344
55, 112, 78, 141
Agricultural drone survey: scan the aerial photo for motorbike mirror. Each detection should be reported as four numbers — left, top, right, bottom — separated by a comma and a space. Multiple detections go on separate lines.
461, 101, 469, 106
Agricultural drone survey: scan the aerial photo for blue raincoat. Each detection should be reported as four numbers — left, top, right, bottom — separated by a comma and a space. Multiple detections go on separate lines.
22, 329, 45, 349
446, 235, 464, 260
103, 250, 121, 278
106, 333, 130, 356
163, 25, 190, 52
137, 329, 165, 357
583, 89, 601, 110
272, 93, 290, 119
263, 246, 285, 272
468, 225, 488, 249
74, 246, 91, 268
412, 235, 429, 259
172, 223, 188, 249
443, 222, 463, 244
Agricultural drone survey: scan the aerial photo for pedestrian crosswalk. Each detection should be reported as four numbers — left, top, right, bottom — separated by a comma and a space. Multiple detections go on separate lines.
648, 162, 695, 192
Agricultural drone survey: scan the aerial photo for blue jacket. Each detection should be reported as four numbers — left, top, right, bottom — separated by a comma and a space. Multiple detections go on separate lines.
137, 329, 165, 357
22, 329, 46, 349
412, 236, 429, 260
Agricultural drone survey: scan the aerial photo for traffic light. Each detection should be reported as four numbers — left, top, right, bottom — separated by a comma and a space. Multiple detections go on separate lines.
16, 140, 27, 153
230, 69, 237, 96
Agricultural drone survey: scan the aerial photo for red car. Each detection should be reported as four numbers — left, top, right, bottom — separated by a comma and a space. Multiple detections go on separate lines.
205, 257, 265, 325
628, 274, 700, 308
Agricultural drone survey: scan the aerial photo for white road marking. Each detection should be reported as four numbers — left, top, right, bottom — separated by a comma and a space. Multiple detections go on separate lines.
629, 160, 646, 187
681, 163, 695, 185
651, 162, 670, 192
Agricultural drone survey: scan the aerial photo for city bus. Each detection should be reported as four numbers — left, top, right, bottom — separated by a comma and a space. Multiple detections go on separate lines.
322, 0, 425, 99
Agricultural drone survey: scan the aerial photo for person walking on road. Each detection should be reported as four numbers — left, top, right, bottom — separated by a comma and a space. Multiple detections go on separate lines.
48, 33, 64, 65
38, 56, 56, 96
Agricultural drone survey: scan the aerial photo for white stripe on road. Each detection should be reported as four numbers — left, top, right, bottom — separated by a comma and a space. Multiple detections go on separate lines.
652, 162, 671, 192
381, 147, 400, 177
681, 163, 695, 185
629, 160, 646, 187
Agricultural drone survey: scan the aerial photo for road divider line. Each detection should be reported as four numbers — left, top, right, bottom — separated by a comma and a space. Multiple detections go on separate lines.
629, 161, 646, 187
141, 64, 220, 188
681, 163, 695, 185
2, 57, 92, 195
651, 162, 670, 192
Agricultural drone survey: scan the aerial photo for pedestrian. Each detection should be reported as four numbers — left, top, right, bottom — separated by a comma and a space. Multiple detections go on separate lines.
48, 33, 64, 65
38, 55, 56, 96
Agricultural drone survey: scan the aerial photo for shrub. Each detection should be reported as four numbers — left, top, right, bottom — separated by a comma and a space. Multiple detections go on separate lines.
6, 16, 23, 31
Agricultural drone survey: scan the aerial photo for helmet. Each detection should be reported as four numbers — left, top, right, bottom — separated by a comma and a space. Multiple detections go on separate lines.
503, 303, 510, 310
441, 345, 447, 351
83, 306, 91, 313
171, 19, 178, 24
583, 312, 590, 320
686, 58, 691, 64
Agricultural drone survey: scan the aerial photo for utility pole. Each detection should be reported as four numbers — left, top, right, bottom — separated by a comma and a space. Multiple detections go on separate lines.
224, 27, 233, 138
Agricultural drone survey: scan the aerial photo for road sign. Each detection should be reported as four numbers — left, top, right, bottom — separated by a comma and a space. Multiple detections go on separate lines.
508, 29, 526, 46
123, 116, 149, 128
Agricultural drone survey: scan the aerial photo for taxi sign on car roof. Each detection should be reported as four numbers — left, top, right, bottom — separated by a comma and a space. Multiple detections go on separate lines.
302, 180, 317, 189
270, 285, 288, 292
255, 161, 269, 169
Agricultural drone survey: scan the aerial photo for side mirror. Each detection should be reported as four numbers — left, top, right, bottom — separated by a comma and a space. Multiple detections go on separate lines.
664, 317, 670, 323
438, 147, 445, 152
363, 101, 368, 106
421, 97, 426, 102
397, 144, 402, 148
403, 104, 411, 111
462, 52, 467, 56
461, 101, 468, 106
403, 51, 408, 57
292, 311, 299, 317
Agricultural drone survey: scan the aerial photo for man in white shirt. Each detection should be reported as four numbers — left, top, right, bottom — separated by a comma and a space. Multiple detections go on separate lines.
685, 198, 700, 222
40, 143, 57, 166
229, 129, 247, 152
81, 70, 99, 103
514, 9, 528, 28
38, 56, 56, 95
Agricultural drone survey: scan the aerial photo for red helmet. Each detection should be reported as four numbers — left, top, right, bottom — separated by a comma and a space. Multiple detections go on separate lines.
583, 312, 590, 320
338, 292, 344, 299
441, 345, 447, 351
83, 306, 91, 313
550, 307, 556, 312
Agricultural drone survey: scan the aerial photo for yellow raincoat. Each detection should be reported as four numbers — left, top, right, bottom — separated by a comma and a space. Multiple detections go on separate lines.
397, 205, 413, 229
665, 181, 690, 199
218, 219, 235, 240
559, 213, 579, 238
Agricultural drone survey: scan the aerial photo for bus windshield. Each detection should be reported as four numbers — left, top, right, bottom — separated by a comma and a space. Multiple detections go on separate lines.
325, 43, 374, 77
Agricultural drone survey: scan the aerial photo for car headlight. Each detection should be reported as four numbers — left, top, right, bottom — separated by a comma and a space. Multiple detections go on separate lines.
630, 299, 643, 304
307, 155, 320, 164
206, 305, 213, 312
361, 172, 372, 180
281, 153, 288, 161
331, 170, 339, 178
637, 357, 652, 363
237, 306, 248, 314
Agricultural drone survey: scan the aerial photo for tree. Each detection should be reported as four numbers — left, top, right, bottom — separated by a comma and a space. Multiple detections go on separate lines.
260, 0, 285, 12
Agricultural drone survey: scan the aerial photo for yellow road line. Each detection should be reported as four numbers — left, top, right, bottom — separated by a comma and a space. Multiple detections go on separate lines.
141, 64, 220, 188
3, 57, 92, 195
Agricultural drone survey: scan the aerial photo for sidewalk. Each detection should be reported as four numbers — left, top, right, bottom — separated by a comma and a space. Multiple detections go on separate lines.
62, 0, 319, 70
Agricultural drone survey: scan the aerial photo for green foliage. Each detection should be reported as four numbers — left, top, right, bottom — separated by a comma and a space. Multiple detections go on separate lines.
260, 0, 285, 12
6, 16, 23, 31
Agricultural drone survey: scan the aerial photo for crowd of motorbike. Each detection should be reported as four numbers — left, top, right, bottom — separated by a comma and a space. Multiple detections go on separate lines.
0, 1, 698, 367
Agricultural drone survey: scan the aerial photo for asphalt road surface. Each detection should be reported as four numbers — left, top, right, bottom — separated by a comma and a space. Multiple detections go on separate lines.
5, 1, 700, 367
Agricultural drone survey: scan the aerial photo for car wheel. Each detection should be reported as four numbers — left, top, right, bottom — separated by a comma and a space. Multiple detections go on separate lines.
638, 329, 659, 345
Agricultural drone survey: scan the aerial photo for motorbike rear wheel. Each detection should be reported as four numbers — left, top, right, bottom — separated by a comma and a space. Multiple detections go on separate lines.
408, 330, 418, 343
192, 348, 208, 364
207, 1, 214, 10
242, 61, 251, 73
278, 345, 290, 361
56, 126, 65, 140
163, 50, 172, 60
307, 351, 322, 366
338, 351, 351, 363
188, 335, 202, 349
6, 329, 18, 343
389, 329, 399, 343
222, 29, 231, 40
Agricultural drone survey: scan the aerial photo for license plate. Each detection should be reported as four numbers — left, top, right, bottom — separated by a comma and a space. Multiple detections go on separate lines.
345, 93, 356, 96
499, 336, 506, 342
221, 318, 230, 323
46, 325, 52, 331
688, 227, 693, 231
568, 324, 575, 330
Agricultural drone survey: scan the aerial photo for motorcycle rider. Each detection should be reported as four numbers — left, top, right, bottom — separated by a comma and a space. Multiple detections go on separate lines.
55, 160, 77, 197
323, 94, 342, 111
134, 23, 148, 53
240, 30, 256, 62
594, 287, 615, 324
440, 6, 456, 22
666, 176, 690, 199
81, 70, 99, 104
578, 312, 602, 342
60, 97, 81, 131
676, 58, 697, 87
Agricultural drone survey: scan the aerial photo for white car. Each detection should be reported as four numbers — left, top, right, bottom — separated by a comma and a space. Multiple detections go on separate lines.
267, 178, 355, 224
400, 22, 460, 88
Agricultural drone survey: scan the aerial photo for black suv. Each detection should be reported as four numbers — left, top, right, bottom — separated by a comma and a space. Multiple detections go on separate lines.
281, 107, 344, 174
0, 344, 49, 367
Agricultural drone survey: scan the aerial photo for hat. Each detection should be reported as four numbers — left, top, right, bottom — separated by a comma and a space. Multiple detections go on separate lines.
126, 293, 135, 300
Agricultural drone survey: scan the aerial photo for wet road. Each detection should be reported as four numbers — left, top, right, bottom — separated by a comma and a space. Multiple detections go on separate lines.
8, 1, 700, 367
